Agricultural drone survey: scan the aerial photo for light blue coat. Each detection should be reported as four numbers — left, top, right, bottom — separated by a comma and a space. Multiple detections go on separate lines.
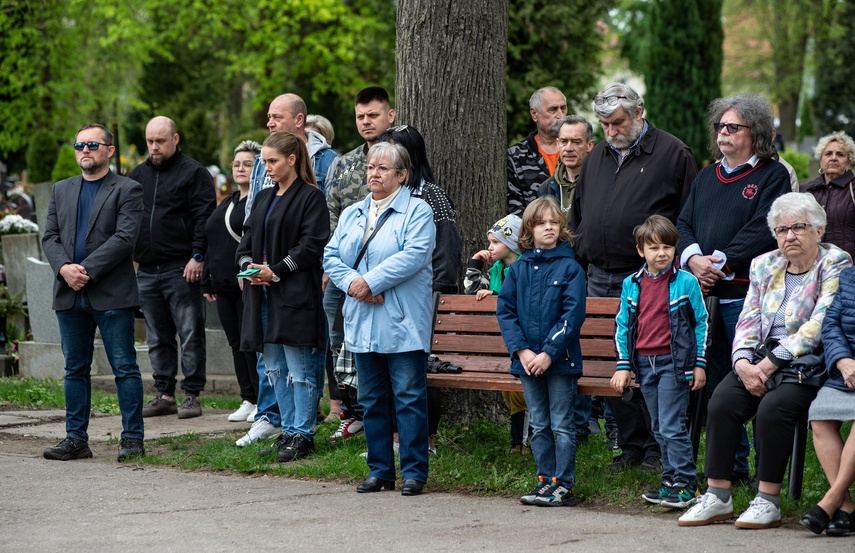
323, 186, 435, 354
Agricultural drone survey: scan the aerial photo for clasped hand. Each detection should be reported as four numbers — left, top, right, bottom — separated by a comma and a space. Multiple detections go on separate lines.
60, 263, 90, 291
348, 276, 383, 304
517, 348, 551, 376
735, 359, 768, 397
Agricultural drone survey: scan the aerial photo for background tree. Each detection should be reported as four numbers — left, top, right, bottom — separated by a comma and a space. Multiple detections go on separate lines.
811, 0, 855, 137
506, 0, 613, 143
645, 0, 722, 165
396, 0, 508, 422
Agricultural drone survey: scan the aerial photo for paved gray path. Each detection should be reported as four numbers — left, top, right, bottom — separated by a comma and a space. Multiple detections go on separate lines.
1, 411, 851, 552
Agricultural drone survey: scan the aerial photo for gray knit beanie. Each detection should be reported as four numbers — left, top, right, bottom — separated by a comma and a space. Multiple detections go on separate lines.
487, 214, 522, 255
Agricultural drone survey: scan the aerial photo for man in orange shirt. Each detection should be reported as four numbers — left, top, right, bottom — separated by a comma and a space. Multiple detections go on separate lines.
507, 87, 567, 216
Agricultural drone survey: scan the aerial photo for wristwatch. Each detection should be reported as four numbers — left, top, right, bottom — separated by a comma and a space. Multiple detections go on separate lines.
192, 253, 204, 263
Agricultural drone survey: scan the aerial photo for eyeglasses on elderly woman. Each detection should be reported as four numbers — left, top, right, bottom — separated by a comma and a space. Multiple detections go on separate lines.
772, 222, 813, 238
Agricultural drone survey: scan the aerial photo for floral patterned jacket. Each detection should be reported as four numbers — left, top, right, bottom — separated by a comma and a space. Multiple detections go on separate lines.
732, 243, 852, 364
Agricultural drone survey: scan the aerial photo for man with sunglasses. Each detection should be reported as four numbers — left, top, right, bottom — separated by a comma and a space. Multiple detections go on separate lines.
570, 82, 697, 473
42, 124, 146, 462
507, 86, 567, 216
131, 116, 215, 421
676, 94, 791, 485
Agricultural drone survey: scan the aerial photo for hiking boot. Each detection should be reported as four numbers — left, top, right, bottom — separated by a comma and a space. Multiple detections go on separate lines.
177, 394, 202, 419
678, 492, 733, 527
259, 433, 292, 457
142, 394, 177, 418
520, 476, 552, 505
44, 437, 93, 461
277, 434, 315, 462
228, 400, 256, 422
606, 453, 639, 472
328, 417, 364, 442
607, 427, 619, 451
660, 482, 698, 509
235, 416, 279, 447
117, 438, 145, 462
642, 480, 672, 505
734, 497, 782, 529
533, 478, 576, 507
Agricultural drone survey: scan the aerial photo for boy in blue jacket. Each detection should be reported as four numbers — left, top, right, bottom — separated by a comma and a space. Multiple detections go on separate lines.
611, 215, 709, 509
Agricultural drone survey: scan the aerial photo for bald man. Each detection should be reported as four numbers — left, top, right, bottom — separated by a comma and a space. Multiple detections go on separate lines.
130, 116, 216, 420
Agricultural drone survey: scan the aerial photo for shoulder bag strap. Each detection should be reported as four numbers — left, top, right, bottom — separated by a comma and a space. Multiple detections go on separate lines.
223, 200, 242, 243
352, 208, 393, 270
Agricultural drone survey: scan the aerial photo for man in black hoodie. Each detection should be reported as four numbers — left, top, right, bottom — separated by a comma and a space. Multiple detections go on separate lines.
130, 116, 216, 420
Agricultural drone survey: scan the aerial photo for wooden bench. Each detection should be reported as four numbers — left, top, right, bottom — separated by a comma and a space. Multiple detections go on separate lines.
426, 294, 622, 397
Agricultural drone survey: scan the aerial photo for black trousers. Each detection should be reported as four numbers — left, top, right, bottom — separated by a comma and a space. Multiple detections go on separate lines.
215, 287, 258, 403
705, 371, 817, 484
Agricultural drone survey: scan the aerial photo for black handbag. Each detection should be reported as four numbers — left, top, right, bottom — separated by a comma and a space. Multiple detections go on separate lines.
331, 210, 393, 333
754, 340, 828, 390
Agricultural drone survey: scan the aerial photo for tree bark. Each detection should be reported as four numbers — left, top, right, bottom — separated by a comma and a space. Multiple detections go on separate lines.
396, 0, 509, 426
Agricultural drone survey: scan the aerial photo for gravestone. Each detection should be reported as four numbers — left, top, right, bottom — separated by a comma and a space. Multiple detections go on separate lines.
26, 257, 60, 343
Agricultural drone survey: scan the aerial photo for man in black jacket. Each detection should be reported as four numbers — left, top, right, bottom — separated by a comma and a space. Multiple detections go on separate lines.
131, 116, 216, 420
571, 83, 698, 472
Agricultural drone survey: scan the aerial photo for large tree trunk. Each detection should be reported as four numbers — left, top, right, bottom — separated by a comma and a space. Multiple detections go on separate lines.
396, 0, 509, 425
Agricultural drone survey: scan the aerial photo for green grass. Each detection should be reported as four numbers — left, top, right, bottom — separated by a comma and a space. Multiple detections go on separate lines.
0, 377, 242, 414
1, 376, 849, 517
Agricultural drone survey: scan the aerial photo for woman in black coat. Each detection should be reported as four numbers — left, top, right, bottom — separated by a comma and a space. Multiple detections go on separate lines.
203, 140, 261, 423
236, 132, 330, 462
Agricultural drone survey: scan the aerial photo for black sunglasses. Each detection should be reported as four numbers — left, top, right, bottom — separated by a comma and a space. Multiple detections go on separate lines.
73, 141, 111, 151
712, 122, 749, 134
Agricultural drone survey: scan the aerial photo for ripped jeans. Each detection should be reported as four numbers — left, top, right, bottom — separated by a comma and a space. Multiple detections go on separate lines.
262, 341, 323, 439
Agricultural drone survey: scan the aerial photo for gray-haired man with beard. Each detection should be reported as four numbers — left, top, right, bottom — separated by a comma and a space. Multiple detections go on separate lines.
570, 83, 698, 472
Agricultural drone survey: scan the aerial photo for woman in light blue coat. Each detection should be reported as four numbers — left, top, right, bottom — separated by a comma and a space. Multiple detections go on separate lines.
324, 142, 435, 496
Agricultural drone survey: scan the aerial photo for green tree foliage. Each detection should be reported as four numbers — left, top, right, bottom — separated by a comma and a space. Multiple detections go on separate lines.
25, 130, 58, 184
50, 145, 79, 182
506, 0, 613, 143
645, 0, 722, 165
812, 0, 855, 137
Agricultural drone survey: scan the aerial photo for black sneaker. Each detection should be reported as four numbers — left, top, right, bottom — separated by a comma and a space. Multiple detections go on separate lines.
44, 437, 93, 461
520, 476, 552, 505
277, 434, 315, 462
177, 394, 202, 419
639, 456, 663, 472
660, 482, 699, 509
606, 453, 640, 472
117, 438, 145, 461
642, 480, 672, 505
142, 394, 178, 418
532, 478, 577, 507
259, 433, 292, 457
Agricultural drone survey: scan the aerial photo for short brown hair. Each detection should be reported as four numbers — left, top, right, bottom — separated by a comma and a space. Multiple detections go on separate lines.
518, 197, 574, 251
634, 214, 678, 248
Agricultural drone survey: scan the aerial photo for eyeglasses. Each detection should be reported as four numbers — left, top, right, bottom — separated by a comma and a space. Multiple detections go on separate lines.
593, 95, 627, 107
773, 222, 812, 237
365, 163, 394, 174
713, 122, 749, 134
73, 141, 111, 151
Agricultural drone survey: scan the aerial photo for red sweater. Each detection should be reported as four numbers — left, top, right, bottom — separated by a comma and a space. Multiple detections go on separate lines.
636, 271, 671, 355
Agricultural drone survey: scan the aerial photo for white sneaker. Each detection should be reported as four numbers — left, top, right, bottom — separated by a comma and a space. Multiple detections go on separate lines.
246, 406, 258, 422
678, 492, 733, 527
734, 496, 782, 529
328, 417, 364, 442
235, 416, 279, 447
228, 401, 256, 422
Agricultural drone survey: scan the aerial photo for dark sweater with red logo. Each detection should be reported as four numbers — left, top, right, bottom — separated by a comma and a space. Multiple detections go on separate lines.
676, 160, 790, 299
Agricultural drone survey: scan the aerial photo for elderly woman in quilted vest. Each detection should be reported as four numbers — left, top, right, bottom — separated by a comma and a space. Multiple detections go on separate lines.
800, 261, 855, 535
679, 193, 851, 529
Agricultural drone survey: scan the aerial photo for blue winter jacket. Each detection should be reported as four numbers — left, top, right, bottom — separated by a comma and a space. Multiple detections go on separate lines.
614, 264, 710, 382
323, 186, 435, 354
821, 266, 855, 393
497, 241, 587, 376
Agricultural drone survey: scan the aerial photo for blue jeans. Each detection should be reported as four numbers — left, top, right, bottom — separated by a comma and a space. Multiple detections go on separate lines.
355, 350, 429, 483
636, 354, 696, 488
138, 267, 206, 395
263, 342, 323, 438
573, 393, 592, 434
56, 292, 143, 441
519, 372, 578, 488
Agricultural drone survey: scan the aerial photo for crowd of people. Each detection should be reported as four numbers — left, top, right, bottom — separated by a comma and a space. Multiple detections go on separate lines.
39, 81, 855, 531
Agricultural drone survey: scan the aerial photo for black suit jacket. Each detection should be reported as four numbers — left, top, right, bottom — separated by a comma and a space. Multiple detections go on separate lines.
42, 171, 144, 311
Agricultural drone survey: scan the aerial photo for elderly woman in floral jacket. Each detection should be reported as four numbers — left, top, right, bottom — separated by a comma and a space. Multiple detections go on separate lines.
680, 193, 851, 529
